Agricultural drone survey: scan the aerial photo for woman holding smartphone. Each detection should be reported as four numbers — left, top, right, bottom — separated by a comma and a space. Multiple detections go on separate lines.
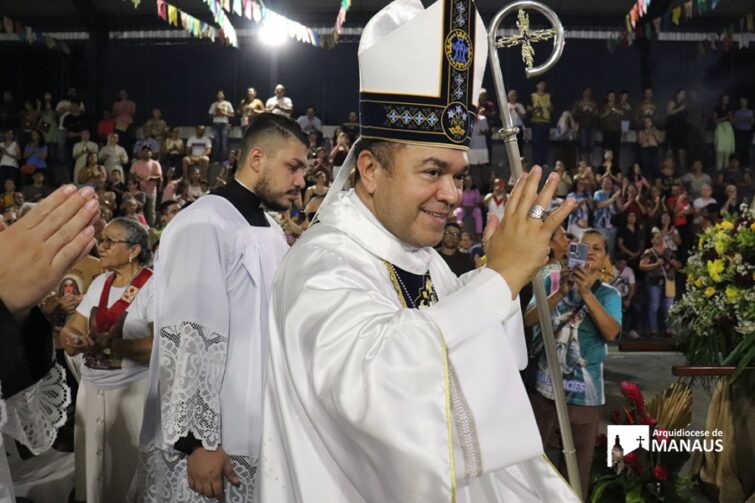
525, 229, 622, 496
61, 217, 153, 503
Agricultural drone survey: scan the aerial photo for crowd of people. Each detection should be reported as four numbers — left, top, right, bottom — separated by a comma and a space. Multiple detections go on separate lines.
0, 75, 753, 502
1, 82, 753, 347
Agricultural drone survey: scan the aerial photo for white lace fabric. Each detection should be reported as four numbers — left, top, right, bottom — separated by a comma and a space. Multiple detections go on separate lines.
159, 321, 228, 450
2, 363, 71, 455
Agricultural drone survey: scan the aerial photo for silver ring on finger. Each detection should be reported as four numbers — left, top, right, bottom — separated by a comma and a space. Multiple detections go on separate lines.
527, 204, 546, 220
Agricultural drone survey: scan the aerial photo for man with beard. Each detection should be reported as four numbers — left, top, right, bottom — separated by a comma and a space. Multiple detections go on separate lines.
131, 113, 306, 502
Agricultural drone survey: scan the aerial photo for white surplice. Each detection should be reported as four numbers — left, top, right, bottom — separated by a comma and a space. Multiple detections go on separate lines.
258, 190, 580, 502
131, 195, 288, 502
0, 364, 71, 503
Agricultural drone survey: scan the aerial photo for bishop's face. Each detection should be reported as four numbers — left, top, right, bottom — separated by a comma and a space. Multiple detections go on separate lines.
368, 144, 466, 248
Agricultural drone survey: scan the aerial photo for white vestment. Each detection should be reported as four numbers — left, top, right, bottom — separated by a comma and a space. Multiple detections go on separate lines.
131, 194, 288, 502
258, 190, 580, 502
0, 364, 71, 503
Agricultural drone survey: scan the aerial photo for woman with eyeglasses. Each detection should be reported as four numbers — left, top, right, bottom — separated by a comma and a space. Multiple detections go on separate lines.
61, 217, 153, 503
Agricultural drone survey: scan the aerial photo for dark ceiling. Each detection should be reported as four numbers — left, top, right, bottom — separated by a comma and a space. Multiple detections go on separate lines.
0, 0, 750, 31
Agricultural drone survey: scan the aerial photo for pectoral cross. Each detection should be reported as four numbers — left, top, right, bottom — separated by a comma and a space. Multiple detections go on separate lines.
496, 9, 557, 70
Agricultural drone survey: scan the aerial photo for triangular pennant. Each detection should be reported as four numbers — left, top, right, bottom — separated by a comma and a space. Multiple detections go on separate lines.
3, 16, 13, 34
653, 17, 662, 33
684, 1, 693, 19
157, 0, 167, 21
242, 0, 251, 20
168, 5, 178, 25
672, 7, 682, 25
132, 0, 141, 8
252, 1, 262, 22
626, 15, 632, 32
697, 0, 707, 14
711, 0, 720, 9
232, 0, 242, 16
222, 0, 230, 12
193, 18, 201, 36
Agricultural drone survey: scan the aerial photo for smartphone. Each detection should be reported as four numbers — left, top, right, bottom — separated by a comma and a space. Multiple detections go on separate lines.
567, 242, 588, 269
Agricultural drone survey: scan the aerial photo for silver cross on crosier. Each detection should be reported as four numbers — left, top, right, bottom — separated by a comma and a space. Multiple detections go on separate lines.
496, 9, 557, 70
486, 1, 581, 499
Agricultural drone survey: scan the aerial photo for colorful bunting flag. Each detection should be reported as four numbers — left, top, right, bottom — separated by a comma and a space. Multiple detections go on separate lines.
155, 0, 230, 46
157, 0, 167, 20
1, 15, 69, 53
684, 1, 693, 19
232, 0, 242, 16
335, 0, 351, 36
672, 7, 682, 25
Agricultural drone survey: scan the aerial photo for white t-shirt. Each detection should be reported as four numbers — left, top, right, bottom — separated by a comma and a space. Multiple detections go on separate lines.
266, 96, 293, 117
0, 141, 20, 168
613, 265, 635, 300
296, 115, 322, 133
470, 116, 488, 151
187, 135, 212, 157
75, 272, 153, 390
693, 196, 717, 211
208, 100, 234, 124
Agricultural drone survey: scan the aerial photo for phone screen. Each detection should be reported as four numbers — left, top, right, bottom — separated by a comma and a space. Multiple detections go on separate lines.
567, 242, 588, 269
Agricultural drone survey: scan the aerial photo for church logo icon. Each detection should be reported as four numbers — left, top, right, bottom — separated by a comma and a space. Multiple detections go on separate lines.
606, 425, 650, 468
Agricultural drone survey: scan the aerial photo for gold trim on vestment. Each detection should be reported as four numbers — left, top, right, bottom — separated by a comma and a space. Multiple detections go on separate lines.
382, 260, 457, 502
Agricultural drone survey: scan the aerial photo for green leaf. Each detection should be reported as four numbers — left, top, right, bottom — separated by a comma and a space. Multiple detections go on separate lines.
625, 484, 645, 503
591, 479, 620, 503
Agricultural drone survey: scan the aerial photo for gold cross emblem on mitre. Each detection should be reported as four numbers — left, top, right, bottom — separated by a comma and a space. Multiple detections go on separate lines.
496, 9, 557, 69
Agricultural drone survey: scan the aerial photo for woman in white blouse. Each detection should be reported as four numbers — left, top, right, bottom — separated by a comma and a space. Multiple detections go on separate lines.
61, 217, 153, 503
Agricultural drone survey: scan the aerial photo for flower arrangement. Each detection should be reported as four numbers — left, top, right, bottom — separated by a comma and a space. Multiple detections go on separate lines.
590, 381, 694, 503
668, 205, 755, 384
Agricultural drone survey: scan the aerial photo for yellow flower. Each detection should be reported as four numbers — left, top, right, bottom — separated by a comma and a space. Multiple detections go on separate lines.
707, 259, 725, 283
713, 231, 732, 255
718, 220, 734, 231
725, 286, 740, 301
704, 287, 716, 298
694, 277, 704, 288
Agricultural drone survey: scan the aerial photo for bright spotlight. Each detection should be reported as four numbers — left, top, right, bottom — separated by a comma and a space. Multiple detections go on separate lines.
259, 19, 287, 46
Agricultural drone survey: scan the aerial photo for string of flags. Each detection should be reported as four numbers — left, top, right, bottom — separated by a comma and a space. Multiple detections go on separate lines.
1, 15, 70, 54
199, 0, 347, 48
335, 0, 352, 38
155, 0, 237, 47
615, 0, 754, 52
